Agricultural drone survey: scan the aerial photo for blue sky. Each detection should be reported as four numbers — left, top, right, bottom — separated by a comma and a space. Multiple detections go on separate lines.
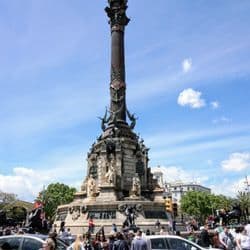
0, 0, 249, 201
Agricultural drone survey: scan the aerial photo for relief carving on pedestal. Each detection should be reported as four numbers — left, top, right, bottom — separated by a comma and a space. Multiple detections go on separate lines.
69, 205, 87, 221
69, 206, 80, 221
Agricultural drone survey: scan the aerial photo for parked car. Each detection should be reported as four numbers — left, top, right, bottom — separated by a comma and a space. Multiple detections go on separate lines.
59, 235, 76, 246
0, 234, 68, 250
145, 235, 219, 250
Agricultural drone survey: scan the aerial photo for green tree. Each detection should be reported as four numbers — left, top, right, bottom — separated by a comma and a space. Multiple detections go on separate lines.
0, 191, 16, 205
181, 191, 212, 223
181, 191, 234, 223
1, 199, 33, 225
209, 194, 233, 213
37, 183, 76, 219
237, 191, 250, 220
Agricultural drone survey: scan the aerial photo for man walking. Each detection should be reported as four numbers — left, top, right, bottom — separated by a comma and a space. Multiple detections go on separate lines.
131, 230, 148, 250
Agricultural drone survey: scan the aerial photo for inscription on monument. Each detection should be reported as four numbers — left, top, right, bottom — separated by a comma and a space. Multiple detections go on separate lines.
87, 211, 116, 220
55, 211, 67, 221
144, 211, 168, 219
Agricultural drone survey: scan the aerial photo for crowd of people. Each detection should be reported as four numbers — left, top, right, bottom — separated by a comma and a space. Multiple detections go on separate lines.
1, 219, 250, 250
65, 229, 148, 250
0, 225, 28, 236
186, 222, 250, 250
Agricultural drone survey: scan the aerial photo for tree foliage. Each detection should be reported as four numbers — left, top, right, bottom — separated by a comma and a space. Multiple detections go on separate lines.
37, 183, 76, 220
0, 192, 32, 225
0, 191, 17, 205
237, 191, 250, 219
180, 191, 211, 223
180, 191, 234, 223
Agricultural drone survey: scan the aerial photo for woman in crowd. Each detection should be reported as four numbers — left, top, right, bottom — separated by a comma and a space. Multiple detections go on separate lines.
236, 227, 250, 250
67, 234, 85, 250
44, 232, 57, 250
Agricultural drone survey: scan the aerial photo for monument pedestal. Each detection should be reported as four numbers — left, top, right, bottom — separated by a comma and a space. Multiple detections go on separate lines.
55, 199, 170, 235
96, 184, 117, 202
153, 188, 166, 202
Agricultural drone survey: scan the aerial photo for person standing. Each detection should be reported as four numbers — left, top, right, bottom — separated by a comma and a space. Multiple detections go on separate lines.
88, 216, 95, 234
44, 232, 57, 250
219, 226, 229, 250
131, 230, 148, 250
219, 226, 234, 250
211, 231, 221, 249
113, 232, 129, 250
67, 234, 85, 250
199, 225, 211, 248
236, 228, 250, 250
245, 221, 250, 237
83, 232, 93, 250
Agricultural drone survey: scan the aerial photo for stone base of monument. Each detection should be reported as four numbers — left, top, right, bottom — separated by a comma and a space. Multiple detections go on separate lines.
55, 199, 170, 235
96, 185, 117, 202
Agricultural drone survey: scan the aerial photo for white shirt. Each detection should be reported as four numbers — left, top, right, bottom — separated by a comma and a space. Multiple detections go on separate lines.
245, 224, 250, 237
238, 233, 250, 249
67, 242, 85, 250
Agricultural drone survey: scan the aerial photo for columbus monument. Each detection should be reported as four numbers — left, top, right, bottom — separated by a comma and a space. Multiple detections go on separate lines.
55, 0, 168, 234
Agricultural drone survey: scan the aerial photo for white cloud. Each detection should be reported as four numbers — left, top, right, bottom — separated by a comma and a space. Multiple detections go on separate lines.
177, 88, 206, 108
231, 176, 250, 193
221, 152, 250, 171
210, 101, 219, 109
152, 166, 250, 197
151, 165, 208, 184
212, 116, 231, 124
182, 58, 192, 73
0, 152, 87, 202
210, 176, 250, 197
0, 168, 51, 202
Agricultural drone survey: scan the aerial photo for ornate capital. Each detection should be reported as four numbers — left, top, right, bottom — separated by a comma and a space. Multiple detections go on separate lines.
105, 0, 130, 27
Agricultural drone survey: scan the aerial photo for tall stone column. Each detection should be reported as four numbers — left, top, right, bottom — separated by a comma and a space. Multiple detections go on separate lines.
105, 0, 130, 125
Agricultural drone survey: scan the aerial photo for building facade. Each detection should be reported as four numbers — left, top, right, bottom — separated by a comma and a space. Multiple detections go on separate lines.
152, 168, 211, 205
167, 182, 211, 204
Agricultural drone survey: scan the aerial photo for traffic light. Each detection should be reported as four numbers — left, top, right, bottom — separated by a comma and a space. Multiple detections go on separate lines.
172, 202, 178, 217
165, 197, 173, 213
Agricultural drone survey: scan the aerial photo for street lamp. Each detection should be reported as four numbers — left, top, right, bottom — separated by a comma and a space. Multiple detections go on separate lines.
179, 186, 184, 223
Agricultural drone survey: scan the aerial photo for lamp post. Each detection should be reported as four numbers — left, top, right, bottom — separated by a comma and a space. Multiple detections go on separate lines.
179, 186, 184, 223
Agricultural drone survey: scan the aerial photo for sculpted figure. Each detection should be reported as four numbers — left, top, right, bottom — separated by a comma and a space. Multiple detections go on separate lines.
87, 175, 96, 197
131, 175, 141, 197
124, 205, 136, 227
126, 109, 138, 129
105, 157, 116, 185
98, 107, 110, 131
